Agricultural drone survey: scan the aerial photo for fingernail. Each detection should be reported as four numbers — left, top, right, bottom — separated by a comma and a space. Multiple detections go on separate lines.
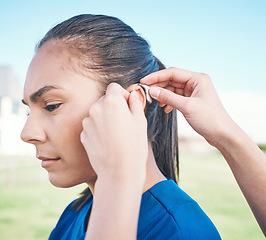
150, 87, 160, 99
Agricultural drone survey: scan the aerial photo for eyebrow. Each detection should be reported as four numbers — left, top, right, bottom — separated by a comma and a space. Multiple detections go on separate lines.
21, 85, 62, 105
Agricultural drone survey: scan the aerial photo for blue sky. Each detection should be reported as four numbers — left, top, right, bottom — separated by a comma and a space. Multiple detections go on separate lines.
0, 0, 266, 95
0, 0, 266, 142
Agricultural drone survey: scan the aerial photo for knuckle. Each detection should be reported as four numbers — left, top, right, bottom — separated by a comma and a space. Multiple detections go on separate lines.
82, 117, 90, 131
80, 131, 86, 143
168, 66, 177, 71
198, 73, 211, 82
82, 117, 88, 127
88, 103, 100, 117
107, 82, 120, 91
168, 67, 177, 77
105, 94, 119, 108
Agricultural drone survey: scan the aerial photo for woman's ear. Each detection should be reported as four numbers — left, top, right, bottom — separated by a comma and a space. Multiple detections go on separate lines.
126, 84, 147, 109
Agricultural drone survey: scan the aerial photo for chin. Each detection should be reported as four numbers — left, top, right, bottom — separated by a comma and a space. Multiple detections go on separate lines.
48, 173, 96, 189
50, 181, 78, 188
48, 175, 79, 188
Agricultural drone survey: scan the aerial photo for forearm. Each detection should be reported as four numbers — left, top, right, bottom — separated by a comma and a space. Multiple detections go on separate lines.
141, 67, 266, 234
85, 173, 145, 240
214, 120, 266, 235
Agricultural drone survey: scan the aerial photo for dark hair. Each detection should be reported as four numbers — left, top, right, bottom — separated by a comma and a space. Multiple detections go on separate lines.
37, 14, 178, 211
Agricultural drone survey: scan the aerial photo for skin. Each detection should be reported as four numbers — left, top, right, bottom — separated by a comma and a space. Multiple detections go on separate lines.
21, 42, 100, 189
21, 39, 265, 238
21, 42, 165, 239
140, 67, 266, 236
82, 84, 165, 240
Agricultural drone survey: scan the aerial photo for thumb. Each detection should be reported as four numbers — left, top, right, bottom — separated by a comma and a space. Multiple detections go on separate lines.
149, 86, 188, 113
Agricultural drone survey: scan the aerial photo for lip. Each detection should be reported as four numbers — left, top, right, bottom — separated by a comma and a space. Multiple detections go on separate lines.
37, 156, 61, 169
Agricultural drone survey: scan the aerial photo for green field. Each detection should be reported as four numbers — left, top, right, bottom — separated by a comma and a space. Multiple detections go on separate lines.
0, 152, 264, 240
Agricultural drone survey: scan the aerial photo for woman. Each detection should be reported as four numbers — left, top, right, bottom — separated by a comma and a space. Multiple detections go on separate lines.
21, 14, 221, 239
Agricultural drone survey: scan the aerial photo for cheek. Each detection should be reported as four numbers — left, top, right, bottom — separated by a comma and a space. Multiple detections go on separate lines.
55, 113, 95, 173
52, 99, 96, 162
60, 115, 85, 153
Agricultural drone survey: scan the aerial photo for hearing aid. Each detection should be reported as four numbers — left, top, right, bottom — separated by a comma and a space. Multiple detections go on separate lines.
137, 83, 152, 104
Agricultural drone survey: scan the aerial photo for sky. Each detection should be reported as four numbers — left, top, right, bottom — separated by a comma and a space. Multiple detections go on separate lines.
0, 0, 266, 142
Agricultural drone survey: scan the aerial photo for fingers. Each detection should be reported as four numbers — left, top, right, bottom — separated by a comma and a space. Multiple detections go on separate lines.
140, 67, 194, 87
106, 82, 130, 102
106, 83, 145, 116
149, 86, 187, 114
164, 105, 174, 113
128, 91, 147, 129
90, 82, 146, 123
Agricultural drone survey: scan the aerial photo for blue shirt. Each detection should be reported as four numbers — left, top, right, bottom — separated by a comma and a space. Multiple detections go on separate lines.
49, 179, 221, 239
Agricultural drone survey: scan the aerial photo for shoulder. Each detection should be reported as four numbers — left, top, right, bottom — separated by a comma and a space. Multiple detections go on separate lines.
54, 199, 79, 225
137, 179, 221, 240
49, 198, 92, 240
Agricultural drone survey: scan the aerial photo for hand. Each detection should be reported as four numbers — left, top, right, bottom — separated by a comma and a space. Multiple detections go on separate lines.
142, 67, 266, 236
81, 82, 148, 183
82, 82, 148, 240
141, 67, 233, 146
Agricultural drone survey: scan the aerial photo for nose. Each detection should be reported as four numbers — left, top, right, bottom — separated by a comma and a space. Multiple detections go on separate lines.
20, 114, 47, 144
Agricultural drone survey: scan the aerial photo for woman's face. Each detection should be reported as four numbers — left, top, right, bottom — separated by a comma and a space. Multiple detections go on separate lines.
21, 43, 101, 188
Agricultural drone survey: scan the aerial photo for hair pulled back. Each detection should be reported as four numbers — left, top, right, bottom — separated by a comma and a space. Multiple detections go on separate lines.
37, 14, 178, 211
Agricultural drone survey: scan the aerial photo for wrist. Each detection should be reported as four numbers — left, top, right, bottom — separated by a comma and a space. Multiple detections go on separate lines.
95, 170, 146, 192
212, 117, 254, 164
87, 169, 146, 240
206, 113, 240, 150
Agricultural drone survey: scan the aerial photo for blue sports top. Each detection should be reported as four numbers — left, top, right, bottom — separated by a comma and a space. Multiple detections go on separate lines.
49, 179, 221, 240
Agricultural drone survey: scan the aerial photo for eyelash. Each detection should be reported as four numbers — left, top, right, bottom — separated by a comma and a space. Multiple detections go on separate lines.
44, 103, 62, 112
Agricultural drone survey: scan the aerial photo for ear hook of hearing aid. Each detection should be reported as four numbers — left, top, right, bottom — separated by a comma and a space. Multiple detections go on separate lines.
137, 83, 152, 104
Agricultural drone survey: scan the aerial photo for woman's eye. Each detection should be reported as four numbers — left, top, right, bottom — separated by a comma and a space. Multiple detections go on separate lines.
44, 104, 61, 112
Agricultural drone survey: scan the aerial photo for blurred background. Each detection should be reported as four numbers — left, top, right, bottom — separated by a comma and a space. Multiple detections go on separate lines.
0, 0, 265, 239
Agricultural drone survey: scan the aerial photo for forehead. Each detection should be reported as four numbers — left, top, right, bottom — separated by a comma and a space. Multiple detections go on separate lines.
26, 42, 73, 84
24, 42, 101, 98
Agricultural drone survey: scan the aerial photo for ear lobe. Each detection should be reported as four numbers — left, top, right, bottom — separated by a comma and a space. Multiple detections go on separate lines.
126, 84, 146, 109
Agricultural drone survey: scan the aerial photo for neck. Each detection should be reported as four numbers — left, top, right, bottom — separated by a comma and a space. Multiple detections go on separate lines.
142, 142, 167, 193
88, 142, 166, 195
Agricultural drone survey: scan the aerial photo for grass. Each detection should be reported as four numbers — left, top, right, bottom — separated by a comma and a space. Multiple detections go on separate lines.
179, 150, 264, 240
0, 156, 86, 240
258, 144, 266, 152
0, 152, 264, 240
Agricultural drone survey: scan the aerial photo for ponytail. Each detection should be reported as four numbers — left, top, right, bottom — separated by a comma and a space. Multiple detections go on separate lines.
148, 56, 179, 183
